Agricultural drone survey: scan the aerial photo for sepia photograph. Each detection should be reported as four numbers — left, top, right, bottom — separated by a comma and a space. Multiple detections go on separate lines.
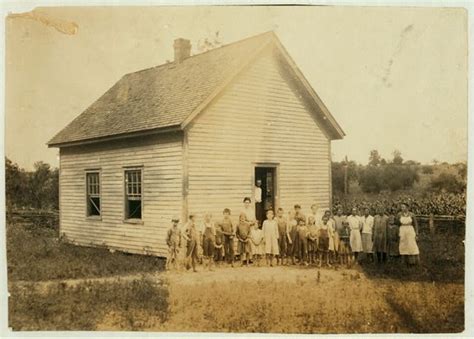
2, 4, 469, 335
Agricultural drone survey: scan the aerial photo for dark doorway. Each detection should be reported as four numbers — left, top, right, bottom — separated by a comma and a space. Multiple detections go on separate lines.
254, 166, 277, 226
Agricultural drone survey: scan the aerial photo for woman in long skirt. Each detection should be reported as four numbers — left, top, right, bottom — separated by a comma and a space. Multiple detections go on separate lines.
397, 203, 420, 265
347, 207, 363, 262
373, 207, 389, 263
387, 213, 400, 259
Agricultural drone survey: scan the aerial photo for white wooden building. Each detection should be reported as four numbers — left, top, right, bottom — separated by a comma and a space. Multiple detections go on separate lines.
48, 31, 345, 257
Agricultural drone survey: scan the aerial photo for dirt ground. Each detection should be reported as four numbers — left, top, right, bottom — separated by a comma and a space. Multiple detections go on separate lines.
166, 264, 358, 285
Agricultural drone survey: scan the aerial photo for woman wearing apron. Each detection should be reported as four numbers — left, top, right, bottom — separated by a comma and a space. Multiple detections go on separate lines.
397, 203, 420, 266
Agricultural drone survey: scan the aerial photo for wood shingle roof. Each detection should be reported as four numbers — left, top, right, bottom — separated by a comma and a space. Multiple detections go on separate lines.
48, 31, 344, 147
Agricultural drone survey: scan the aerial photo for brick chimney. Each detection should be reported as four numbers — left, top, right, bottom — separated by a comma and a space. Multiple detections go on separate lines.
173, 38, 191, 63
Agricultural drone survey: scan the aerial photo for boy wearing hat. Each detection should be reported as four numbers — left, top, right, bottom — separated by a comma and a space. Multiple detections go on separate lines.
297, 218, 309, 266
276, 207, 290, 265
214, 219, 224, 265
183, 214, 200, 272
236, 212, 252, 266
166, 216, 182, 270
218, 208, 235, 267
293, 204, 306, 225
290, 204, 305, 263
307, 216, 319, 265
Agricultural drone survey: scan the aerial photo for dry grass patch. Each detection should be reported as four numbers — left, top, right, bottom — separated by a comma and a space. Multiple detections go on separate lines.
159, 267, 407, 334
384, 281, 464, 333
9, 277, 169, 331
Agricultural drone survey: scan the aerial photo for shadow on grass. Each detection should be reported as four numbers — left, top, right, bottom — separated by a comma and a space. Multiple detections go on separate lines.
359, 230, 464, 283
358, 228, 465, 333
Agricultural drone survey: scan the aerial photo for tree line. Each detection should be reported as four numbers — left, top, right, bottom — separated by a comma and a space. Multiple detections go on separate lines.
332, 150, 467, 195
6, 157, 58, 211
5, 151, 467, 212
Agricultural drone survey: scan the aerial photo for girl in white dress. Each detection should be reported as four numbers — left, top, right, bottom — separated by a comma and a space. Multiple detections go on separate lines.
347, 207, 363, 262
262, 209, 279, 266
398, 203, 419, 266
249, 224, 264, 266
323, 210, 337, 264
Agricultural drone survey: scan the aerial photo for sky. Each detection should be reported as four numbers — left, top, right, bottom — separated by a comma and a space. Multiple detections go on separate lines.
5, 6, 468, 169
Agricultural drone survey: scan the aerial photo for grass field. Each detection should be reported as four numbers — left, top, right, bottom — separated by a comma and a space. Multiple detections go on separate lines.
6, 217, 465, 333
9, 277, 169, 331
7, 220, 164, 281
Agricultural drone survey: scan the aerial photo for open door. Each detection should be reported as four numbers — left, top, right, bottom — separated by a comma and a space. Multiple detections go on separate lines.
254, 166, 277, 226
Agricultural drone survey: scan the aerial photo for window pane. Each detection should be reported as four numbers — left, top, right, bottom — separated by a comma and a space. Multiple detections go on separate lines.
86, 172, 101, 216
127, 199, 142, 219
124, 169, 142, 219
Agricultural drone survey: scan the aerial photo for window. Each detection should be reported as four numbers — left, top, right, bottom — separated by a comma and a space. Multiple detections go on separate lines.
86, 172, 101, 217
125, 169, 142, 220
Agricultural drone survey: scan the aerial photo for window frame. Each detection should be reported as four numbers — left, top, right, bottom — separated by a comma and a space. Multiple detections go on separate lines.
123, 167, 144, 224
85, 169, 102, 220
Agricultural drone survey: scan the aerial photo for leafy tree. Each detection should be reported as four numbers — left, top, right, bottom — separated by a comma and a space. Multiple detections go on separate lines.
5, 157, 28, 210
5, 158, 59, 211
421, 165, 434, 174
454, 162, 467, 180
404, 160, 420, 166
368, 150, 382, 166
29, 162, 52, 209
332, 160, 358, 193
382, 164, 419, 191
430, 172, 466, 193
392, 150, 404, 165
359, 165, 384, 193
358, 150, 419, 193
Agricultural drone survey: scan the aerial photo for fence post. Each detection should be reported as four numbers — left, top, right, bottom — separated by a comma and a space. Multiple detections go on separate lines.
429, 213, 435, 235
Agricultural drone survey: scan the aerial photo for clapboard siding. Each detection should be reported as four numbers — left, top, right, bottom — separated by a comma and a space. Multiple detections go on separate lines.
187, 47, 331, 224
59, 133, 183, 257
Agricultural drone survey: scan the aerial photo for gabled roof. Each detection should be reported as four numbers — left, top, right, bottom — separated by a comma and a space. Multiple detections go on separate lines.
48, 31, 344, 147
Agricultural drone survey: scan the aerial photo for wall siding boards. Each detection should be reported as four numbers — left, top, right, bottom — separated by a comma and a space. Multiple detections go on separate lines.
58, 46, 334, 257
59, 133, 183, 257
187, 48, 331, 225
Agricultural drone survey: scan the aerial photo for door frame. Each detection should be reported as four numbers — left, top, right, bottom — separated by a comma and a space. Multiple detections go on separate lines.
251, 162, 280, 212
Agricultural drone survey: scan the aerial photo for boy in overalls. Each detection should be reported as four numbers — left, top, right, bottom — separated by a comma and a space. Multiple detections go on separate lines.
219, 208, 235, 267
165, 216, 181, 270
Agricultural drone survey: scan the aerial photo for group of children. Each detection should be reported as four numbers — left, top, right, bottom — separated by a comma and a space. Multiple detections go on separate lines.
166, 200, 405, 272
